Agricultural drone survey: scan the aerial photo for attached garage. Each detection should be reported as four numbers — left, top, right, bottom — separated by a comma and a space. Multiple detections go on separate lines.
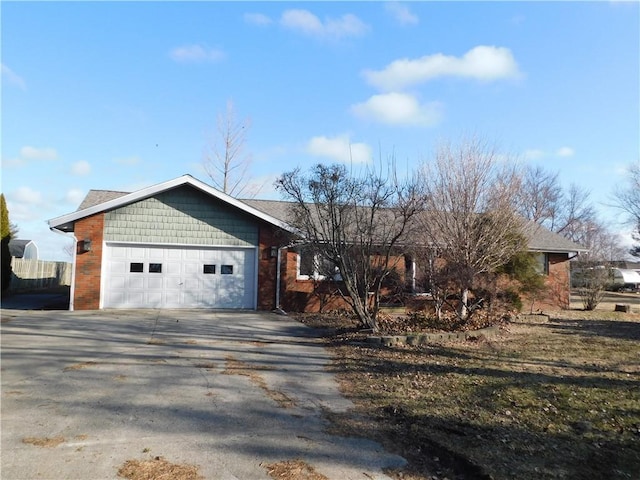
103, 244, 256, 309
48, 175, 293, 311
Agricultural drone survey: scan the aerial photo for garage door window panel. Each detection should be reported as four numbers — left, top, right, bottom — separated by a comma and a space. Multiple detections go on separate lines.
221, 265, 234, 275
130, 262, 144, 273
149, 263, 163, 273
203, 264, 216, 274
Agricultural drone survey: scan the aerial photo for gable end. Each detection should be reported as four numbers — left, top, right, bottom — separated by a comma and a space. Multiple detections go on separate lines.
103, 186, 259, 246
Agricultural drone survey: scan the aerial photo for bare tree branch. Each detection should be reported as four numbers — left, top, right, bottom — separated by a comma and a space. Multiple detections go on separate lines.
203, 100, 260, 198
416, 137, 526, 322
276, 162, 423, 331
513, 164, 596, 240
613, 162, 640, 256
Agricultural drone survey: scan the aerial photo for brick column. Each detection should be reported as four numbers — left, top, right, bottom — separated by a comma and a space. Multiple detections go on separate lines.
73, 214, 105, 310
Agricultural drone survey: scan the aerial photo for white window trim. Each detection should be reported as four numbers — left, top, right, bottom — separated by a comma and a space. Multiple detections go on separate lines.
296, 251, 341, 281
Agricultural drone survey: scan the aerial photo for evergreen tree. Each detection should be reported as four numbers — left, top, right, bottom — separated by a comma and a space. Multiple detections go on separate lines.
1, 194, 13, 293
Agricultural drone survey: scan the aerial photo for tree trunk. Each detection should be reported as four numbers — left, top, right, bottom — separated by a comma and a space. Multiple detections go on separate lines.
459, 288, 470, 321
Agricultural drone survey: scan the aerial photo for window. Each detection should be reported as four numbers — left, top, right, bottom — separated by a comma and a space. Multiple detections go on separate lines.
130, 262, 143, 273
221, 265, 233, 275
296, 247, 341, 281
149, 263, 162, 273
534, 253, 549, 275
298, 249, 315, 278
203, 264, 216, 274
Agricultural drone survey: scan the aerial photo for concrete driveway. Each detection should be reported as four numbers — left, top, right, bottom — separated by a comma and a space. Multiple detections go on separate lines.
1, 309, 405, 479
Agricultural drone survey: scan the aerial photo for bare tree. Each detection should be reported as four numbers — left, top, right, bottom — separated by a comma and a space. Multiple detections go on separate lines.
1, 194, 13, 293
572, 219, 625, 310
203, 100, 257, 197
613, 162, 640, 256
63, 242, 75, 259
513, 164, 596, 241
416, 137, 527, 323
276, 162, 423, 331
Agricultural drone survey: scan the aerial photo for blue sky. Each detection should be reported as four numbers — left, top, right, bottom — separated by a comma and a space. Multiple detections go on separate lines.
2, 1, 639, 261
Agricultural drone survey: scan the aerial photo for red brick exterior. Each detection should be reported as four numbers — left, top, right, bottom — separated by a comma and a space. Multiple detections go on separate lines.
278, 250, 407, 313
68, 211, 573, 313
256, 225, 280, 310
529, 253, 571, 311
279, 250, 573, 314
70, 214, 285, 311
279, 249, 346, 312
73, 213, 105, 310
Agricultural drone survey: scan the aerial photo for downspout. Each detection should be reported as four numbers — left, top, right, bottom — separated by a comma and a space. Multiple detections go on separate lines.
274, 246, 284, 314
274, 240, 305, 315
49, 227, 77, 311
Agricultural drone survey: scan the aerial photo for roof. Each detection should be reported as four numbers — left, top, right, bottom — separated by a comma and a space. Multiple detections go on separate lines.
8, 239, 34, 258
77, 190, 129, 210
521, 221, 588, 254
48, 175, 296, 234
244, 199, 587, 254
48, 175, 586, 255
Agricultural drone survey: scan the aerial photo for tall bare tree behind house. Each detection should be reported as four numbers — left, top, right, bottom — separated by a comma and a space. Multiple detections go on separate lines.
203, 100, 258, 198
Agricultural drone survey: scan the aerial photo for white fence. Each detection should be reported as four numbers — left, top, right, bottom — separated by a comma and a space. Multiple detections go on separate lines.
9, 258, 72, 291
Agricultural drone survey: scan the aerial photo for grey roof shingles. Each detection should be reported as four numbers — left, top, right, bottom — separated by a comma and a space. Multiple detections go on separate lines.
244, 199, 586, 253
78, 190, 586, 254
77, 190, 129, 211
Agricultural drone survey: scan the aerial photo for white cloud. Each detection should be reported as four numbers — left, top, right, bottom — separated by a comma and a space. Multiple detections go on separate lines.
0, 157, 19, 168
2, 146, 58, 168
5, 201, 35, 222
113, 155, 141, 166
65, 189, 86, 205
1, 63, 26, 90
70, 160, 91, 176
21, 146, 58, 161
363, 45, 521, 91
523, 149, 545, 160
244, 13, 272, 26
169, 44, 226, 63
280, 9, 369, 40
556, 147, 575, 157
523, 147, 576, 161
350, 92, 442, 127
385, 2, 419, 26
307, 134, 372, 163
11, 186, 43, 205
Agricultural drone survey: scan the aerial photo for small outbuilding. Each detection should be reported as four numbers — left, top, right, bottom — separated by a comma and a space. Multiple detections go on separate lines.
8, 239, 38, 260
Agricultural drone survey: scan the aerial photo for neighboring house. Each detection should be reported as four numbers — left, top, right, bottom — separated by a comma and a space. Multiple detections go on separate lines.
8, 239, 38, 260
48, 174, 586, 312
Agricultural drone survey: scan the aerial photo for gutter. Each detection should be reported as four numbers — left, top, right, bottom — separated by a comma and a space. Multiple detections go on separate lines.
274, 240, 306, 315
49, 227, 76, 311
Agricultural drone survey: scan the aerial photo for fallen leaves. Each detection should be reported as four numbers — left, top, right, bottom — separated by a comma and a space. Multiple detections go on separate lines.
117, 456, 202, 480
22, 436, 65, 448
302, 311, 640, 480
263, 459, 329, 480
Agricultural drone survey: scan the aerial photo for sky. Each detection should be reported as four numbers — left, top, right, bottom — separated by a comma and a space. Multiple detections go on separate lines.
2, 1, 639, 261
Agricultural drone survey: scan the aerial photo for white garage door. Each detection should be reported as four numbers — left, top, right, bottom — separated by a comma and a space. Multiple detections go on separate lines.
103, 244, 256, 309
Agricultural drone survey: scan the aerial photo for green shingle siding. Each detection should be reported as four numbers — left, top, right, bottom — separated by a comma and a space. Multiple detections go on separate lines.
104, 186, 258, 246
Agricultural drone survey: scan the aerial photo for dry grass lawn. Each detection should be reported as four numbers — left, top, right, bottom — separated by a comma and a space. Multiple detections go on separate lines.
118, 456, 202, 480
299, 309, 640, 480
263, 459, 329, 480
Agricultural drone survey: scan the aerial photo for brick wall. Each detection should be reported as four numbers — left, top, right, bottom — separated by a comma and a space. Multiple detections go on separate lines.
544, 253, 571, 310
73, 213, 105, 310
520, 252, 571, 312
279, 250, 407, 313
256, 226, 279, 310
278, 249, 573, 314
